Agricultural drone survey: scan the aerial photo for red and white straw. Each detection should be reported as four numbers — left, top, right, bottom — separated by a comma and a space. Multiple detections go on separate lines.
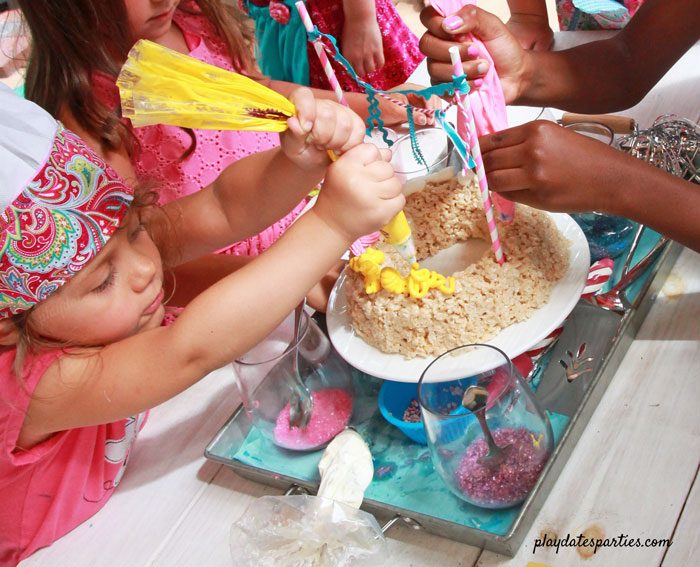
296, 1, 378, 256
376, 91, 436, 116
295, 2, 348, 107
449, 46, 504, 265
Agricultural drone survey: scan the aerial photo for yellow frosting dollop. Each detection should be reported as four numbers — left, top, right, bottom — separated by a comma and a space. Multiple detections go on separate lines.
380, 267, 407, 294
349, 248, 455, 299
348, 249, 384, 294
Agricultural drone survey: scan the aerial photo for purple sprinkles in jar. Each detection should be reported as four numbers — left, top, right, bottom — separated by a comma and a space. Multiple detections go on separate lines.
455, 427, 549, 508
402, 399, 421, 422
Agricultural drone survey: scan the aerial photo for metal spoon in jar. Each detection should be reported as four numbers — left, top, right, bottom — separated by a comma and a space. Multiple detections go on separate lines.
288, 299, 314, 429
594, 237, 669, 312
462, 385, 512, 467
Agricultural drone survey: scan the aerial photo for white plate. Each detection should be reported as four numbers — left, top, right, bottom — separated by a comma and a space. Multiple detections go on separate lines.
327, 213, 590, 382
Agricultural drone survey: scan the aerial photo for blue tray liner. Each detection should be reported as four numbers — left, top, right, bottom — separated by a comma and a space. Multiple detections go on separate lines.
232, 374, 569, 537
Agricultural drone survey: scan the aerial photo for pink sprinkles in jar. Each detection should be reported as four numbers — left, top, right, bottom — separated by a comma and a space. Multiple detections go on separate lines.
455, 428, 549, 508
274, 388, 352, 451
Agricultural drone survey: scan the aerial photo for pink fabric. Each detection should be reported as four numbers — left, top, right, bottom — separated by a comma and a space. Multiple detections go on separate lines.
306, 0, 424, 92
0, 349, 146, 564
430, 0, 515, 222
93, 1, 308, 257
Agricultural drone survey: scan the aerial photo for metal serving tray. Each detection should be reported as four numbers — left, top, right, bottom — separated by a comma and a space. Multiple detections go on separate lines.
205, 238, 682, 557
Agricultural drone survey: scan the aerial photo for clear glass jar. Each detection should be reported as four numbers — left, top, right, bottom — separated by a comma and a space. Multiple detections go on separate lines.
570, 212, 638, 261
390, 127, 450, 184
233, 311, 354, 452
418, 344, 553, 509
564, 121, 638, 260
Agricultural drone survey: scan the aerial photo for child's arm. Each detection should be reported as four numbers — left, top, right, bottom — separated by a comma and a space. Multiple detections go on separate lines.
165, 254, 343, 313
152, 89, 365, 264
22, 144, 404, 441
505, 0, 553, 51
341, 0, 385, 77
263, 80, 434, 127
420, 0, 700, 113
480, 120, 700, 252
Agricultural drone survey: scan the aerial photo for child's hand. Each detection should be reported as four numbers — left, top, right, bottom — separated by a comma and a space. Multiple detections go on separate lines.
419, 4, 527, 104
312, 143, 405, 242
481, 121, 622, 213
284, 87, 366, 169
342, 13, 385, 77
380, 83, 443, 127
506, 14, 553, 51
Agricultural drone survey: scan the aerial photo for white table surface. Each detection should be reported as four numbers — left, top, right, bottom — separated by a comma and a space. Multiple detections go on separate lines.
21, 34, 700, 567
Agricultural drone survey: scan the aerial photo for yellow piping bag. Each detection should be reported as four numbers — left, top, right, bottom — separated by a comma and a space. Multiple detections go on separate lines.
117, 40, 417, 262
380, 211, 417, 264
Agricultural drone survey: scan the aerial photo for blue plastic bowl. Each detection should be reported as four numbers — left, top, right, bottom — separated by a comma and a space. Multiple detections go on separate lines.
378, 380, 427, 445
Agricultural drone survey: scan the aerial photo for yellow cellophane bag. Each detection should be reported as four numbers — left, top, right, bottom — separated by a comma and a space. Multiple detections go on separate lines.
117, 39, 295, 132
117, 39, 418, 264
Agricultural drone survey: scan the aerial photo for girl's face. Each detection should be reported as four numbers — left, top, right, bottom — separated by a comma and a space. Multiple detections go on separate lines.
124, 0, 179, 41
30, 212, 166, 346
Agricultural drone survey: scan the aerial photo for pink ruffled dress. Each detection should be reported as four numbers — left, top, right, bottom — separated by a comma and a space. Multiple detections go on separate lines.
94, 1, 308, 257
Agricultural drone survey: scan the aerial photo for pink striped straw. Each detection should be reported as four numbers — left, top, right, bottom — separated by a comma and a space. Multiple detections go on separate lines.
449, 46, 504, 265
295, 2, 348, 107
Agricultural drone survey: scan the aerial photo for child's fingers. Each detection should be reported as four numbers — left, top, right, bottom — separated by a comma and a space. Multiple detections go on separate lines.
375, 178, 405, 202
308, 102, 364, 151
342, 110, 368, 151
341, 142, 384, 166
364, 160, 396, 182
425, 94, 443, 111
353, 56, 366, 77
364, 55, 376, 75
286, 116, 306, 139
374, 52, 386, 70
289, 87, 316, 133
378, 148, 392, 162
308, 102, 348, 145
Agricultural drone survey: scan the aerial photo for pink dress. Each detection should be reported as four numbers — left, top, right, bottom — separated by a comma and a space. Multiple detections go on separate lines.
94, 1, 308, 256
0, 349, 147, 564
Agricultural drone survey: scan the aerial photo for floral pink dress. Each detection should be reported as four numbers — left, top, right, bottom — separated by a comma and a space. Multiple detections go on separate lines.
244, 0, 424, 93
304, 0, 424, 92
94, 1, 308, 257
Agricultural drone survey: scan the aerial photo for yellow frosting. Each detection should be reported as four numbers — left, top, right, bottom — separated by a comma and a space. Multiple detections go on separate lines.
349, 248, 455, 299
530, 432, 543, 448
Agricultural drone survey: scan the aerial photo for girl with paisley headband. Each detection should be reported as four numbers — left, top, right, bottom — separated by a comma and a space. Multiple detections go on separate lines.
14, 0, 436, 315
0, 86, 404, 564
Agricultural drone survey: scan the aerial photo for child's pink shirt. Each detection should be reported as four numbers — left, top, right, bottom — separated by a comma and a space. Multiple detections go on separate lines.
0, 349, 146, 565
93, 1, 308, 256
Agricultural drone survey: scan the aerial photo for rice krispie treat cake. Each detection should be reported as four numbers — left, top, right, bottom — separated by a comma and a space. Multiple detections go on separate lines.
345, 168, 570, 358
